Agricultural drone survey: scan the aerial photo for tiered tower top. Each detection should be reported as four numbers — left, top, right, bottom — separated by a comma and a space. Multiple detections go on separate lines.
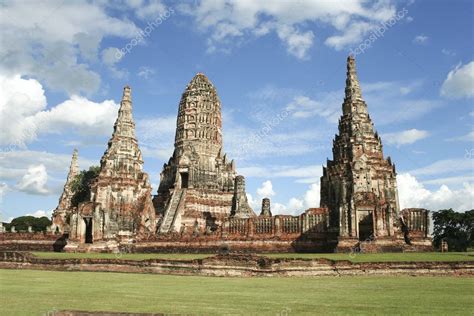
174, 73, 223, 159
99, 86, 144, 179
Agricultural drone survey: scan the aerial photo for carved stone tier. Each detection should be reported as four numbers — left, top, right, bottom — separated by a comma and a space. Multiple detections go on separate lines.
154, 73, 254, 233
69, 86, 156, 244
320, 56, 401, 240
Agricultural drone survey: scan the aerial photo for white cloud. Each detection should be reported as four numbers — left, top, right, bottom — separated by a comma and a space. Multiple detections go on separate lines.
251, 181, 320, 216
397, 173, 474, 211
0, 1, 173, 94
237, 164, 322, 184
15, 164, 49, 195
128, 0, 167, 20
137, 66, 156, 79
0, 183, 8, 203
276, 25, 314, 60
408, 159, 474, 177
440, 61, 474, 99
286, 80, 441, 126
26, 210, 51, 218
413, 35, 428, 44
0, 1, 150, 94
286, 94, 340, 122
0, 74, 118, 147
180, 0, 398, 59
446, 130, 474, 142
288, 197, 304, 211
441, 48, 456, 57
0, 74, 47, 147
362, 80, 443, 125
0, 150, 95, 182
256, 180, 275, 198
304, 183, 320, 208
136, 116, 176, 160
382, 129, 429, 146
101, 47, 127, 79
246, 193, 259, 210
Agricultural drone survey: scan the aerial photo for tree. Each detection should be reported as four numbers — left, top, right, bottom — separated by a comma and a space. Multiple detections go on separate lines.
71, 166, 100, 207
432, 209, 474, 251
4, 216, 51, 232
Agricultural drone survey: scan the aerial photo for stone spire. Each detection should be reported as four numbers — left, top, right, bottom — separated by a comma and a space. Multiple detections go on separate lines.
68, 86, 156, 243
320, 56, 400, 239
344, 56, 363, 102
111, 86, 136, 139
99, 86, 143, 177
51, 148, 79, 233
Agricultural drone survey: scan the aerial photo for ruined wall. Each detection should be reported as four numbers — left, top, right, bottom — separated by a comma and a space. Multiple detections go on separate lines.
1, 252, 472, 277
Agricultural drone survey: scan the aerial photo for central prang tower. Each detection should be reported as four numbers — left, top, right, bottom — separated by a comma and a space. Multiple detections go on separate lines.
320, 56, 400, 242
154, 73, 254, 234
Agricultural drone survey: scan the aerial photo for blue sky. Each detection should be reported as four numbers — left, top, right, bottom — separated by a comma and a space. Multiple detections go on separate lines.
0, 0, 473, 222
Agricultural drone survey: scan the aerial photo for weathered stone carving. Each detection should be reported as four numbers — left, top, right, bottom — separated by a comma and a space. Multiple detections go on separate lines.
320, 56, 400, 240
68, 86, 156, 244
51, 149, 79, 234
154, 73, 255, 233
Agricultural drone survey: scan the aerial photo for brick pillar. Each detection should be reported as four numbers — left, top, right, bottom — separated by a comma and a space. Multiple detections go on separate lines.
275, 216, 281, 237
247, 218, 254, 237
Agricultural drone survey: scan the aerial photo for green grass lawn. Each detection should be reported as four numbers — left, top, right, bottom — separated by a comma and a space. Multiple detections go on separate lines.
31, 251, 474, 262
0, 269, 472, 315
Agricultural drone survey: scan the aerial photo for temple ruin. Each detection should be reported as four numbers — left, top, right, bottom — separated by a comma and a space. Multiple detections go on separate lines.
320, 56, 401, 249
48, 57, 431, 252
153, 73, 255, 235
67, 86, 156, 247
51, 149, 79, 234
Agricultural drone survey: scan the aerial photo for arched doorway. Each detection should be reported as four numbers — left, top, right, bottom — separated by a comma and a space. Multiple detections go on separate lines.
358, 211, 374, 241
84, 217, 93, 244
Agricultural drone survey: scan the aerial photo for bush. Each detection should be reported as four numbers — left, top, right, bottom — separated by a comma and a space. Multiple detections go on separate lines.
4, 216, 51, 232
71, 166, 100, 207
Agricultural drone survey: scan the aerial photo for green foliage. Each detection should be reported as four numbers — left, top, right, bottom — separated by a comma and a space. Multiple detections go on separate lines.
432, 209, 474, 251
4, 216, 51, 232
71, 166, 100, 207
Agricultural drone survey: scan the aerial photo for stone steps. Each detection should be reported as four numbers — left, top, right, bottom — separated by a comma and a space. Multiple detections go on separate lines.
159, 189, 186, 233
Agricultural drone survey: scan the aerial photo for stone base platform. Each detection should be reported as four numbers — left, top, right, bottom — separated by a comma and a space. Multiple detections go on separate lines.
335, 237, 434, 253
0, 251, 472, 277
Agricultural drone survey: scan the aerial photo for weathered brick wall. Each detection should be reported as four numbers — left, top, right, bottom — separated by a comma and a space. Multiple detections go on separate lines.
0, 232, 58, 241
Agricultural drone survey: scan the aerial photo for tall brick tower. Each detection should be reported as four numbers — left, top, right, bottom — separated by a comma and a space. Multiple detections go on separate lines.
320, 56, 400, 242
51, 148, 79, 234
155, 73, 254, 234
69, 86, 156, 244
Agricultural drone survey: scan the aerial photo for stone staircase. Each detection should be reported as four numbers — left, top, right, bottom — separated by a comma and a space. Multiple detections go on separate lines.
159, 189, 187, 233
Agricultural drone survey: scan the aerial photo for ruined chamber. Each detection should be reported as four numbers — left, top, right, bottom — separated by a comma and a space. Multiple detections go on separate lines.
68, 86, 156, 246
320, 56, 403, 249
154, 73, 254, 234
